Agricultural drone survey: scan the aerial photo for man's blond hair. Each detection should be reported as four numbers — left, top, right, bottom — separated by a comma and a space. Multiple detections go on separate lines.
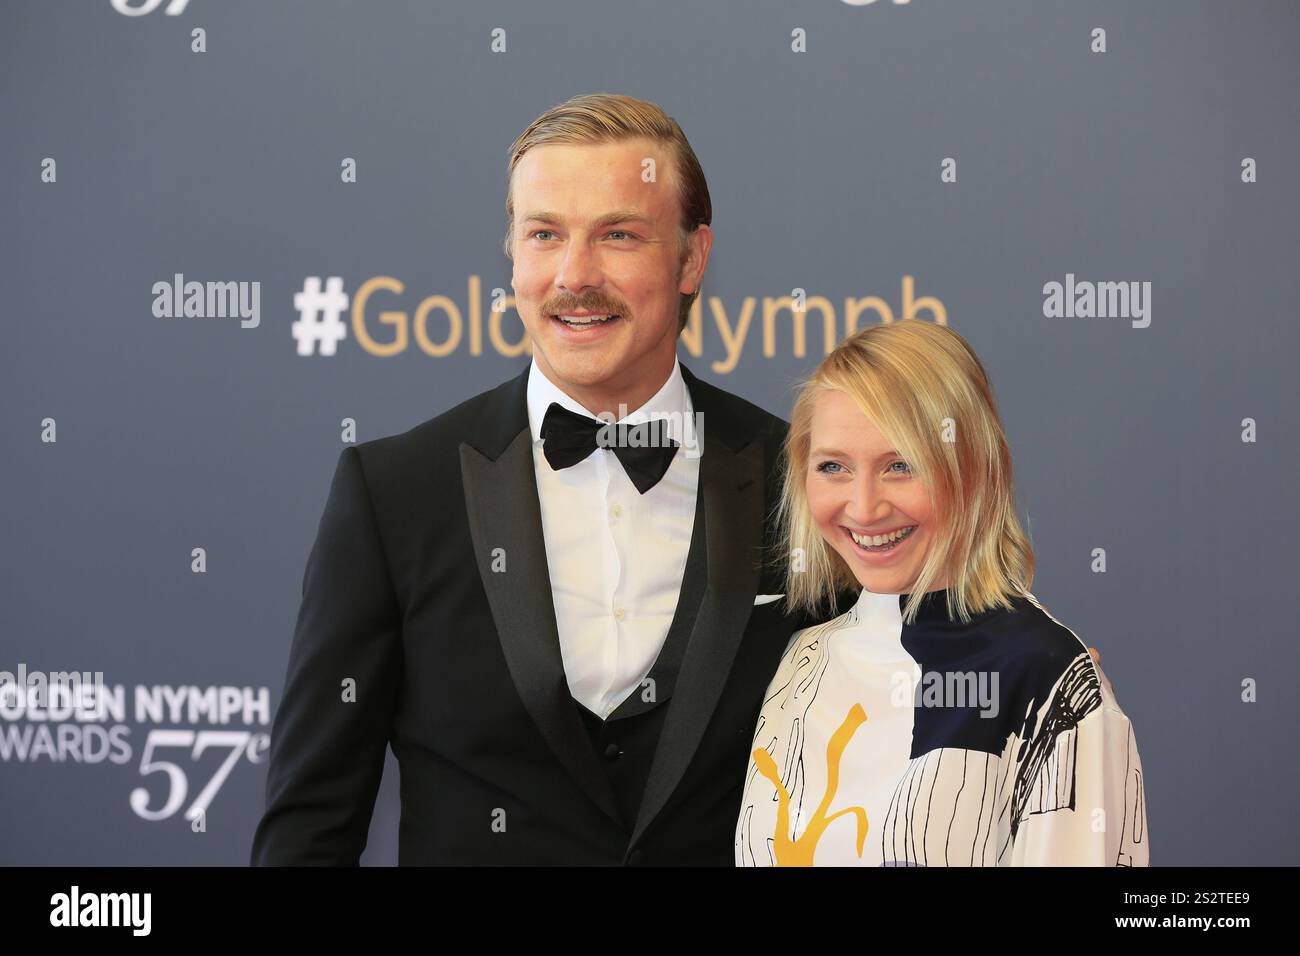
503, 93, 712, 333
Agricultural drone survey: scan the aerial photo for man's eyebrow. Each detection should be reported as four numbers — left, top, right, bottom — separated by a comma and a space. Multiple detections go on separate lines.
519, 210, 655, 229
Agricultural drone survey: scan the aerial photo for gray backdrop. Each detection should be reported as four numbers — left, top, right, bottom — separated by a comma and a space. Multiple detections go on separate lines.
2, 0, 1297, 866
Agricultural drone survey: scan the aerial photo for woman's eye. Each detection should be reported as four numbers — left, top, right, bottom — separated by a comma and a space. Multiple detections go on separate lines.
606, 231, 632, 240
888, 460, 911, 475
815, 461, 844, 475
529, 230, 554, 240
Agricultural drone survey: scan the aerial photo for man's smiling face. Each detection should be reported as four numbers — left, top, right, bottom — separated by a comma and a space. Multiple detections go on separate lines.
508, 137, 711, 414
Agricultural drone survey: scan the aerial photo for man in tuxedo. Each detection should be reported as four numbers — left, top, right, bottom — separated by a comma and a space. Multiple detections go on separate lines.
251, 92, 826, 865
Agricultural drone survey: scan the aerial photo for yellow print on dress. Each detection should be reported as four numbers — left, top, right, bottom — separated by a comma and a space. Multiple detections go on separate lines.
751, 703, 869, 866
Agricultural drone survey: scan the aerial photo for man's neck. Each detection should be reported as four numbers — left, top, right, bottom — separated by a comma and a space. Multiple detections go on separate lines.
537, 353, 677, 420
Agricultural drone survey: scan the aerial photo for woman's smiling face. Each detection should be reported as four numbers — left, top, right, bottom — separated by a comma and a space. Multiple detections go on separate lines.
805, 388, 943, 596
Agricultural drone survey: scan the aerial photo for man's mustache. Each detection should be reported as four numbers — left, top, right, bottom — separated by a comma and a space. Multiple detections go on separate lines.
541, 299, 627, 316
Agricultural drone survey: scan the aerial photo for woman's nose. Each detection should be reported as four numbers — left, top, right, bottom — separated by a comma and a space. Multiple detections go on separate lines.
846, 481, 892, 525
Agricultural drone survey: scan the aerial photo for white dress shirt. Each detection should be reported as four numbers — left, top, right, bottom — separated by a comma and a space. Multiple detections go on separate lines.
525, 355, 700, 720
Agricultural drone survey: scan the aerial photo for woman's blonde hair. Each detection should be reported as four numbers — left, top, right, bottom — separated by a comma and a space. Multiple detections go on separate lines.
502, 92, 712, 333
774, 319, 1035, 625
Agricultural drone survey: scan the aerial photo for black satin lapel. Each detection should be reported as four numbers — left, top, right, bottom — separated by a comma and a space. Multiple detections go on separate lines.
459, 429, 624, 828
628, 433, 766, 848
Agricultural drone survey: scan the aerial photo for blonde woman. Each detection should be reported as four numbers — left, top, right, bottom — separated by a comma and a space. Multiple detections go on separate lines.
734, 320, 1148, 867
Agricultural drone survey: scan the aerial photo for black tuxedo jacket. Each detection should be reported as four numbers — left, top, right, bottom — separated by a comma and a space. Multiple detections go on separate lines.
250, 360, 831, 865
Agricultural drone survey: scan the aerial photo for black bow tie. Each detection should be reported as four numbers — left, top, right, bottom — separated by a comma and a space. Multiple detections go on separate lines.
539, 402, 680, 494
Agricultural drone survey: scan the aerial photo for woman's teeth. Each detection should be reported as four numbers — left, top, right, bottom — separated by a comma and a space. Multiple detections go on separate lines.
849, 526, 916, 551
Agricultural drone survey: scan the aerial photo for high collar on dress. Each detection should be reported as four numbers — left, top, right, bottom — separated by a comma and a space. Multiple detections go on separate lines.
851, 585, 967, 626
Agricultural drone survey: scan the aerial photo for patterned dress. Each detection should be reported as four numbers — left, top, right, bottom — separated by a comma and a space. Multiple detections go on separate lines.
735, 587, 1148, 866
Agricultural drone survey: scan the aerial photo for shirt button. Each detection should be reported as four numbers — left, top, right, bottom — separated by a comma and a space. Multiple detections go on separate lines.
603, 743, 621, 760
611, 503, 623, 519
614, 607, 625, 621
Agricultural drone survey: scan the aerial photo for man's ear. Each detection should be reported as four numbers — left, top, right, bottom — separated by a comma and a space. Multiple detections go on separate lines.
679, 224, 713, 295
